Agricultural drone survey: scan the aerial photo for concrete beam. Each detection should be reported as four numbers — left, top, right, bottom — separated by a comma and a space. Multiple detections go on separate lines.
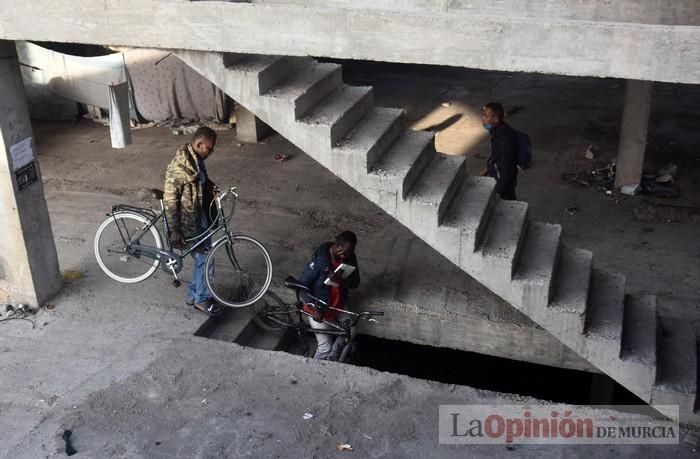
0, 1, 699, 84
254, 0, 700, 26
615, 80, 653, 188
0, 40, 62, 307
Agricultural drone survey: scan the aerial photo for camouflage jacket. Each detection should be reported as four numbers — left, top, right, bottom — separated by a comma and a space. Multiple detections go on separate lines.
163, 143, 213, 238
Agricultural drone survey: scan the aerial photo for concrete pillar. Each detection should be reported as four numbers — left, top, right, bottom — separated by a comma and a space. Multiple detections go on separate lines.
615, 79, 653, 188
235, 103, 271, 143
0, 40, 62, 307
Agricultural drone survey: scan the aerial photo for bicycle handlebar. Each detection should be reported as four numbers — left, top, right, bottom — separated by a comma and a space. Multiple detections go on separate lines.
217, 186, 238, 202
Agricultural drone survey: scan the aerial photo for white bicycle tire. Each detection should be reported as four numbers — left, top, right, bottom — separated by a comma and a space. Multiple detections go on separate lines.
94, 211, 163, 284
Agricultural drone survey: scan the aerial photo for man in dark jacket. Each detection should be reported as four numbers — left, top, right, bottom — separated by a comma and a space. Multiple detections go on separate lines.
480, 102, 519, 200
298, 231, 360, 360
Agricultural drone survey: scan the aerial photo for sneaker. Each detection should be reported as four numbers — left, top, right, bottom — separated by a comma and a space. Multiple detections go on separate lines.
193, 300, 222, 316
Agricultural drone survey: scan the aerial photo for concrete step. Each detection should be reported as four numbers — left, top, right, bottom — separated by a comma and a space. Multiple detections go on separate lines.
550, 247, 592, 314
194, 309, 254, 342
472, 199, 528, 289
511, 222, 562, 312
364, 130, 434, 213
652, 317, 698, 423
332, 107, 404, 182
439, 176, 497, 267
234, 320, 289, 351
223, 54, 310, 94
300, 85, 374, 148
264, 62, 342, 118
547, 246, 591, 337
398, 154, 466, 237
621, 294, 658, 366
584, 269, 626, 345
610, 294, 659, 401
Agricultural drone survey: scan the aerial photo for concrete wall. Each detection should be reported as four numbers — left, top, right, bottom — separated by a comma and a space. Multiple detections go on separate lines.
0, 1, 699, 84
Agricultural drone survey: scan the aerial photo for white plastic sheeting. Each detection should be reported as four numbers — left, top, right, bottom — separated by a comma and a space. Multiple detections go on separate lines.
16, 41, 131, 148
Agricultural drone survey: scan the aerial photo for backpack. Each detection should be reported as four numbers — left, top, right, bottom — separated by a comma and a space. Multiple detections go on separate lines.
513, 129, 532, 169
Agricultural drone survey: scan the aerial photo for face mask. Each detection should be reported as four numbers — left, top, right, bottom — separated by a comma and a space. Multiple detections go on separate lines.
483, 123, 493, 131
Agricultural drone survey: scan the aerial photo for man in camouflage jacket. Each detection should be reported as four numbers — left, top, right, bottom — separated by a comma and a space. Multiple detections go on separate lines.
164, 127, 220, 315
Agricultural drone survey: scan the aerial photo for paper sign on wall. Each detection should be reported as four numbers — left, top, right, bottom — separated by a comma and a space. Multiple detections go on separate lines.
10, 137, 34, 171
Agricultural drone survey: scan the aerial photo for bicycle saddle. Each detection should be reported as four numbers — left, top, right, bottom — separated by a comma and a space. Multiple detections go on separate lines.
284, 275, 310, 292
151, 188, 164, 200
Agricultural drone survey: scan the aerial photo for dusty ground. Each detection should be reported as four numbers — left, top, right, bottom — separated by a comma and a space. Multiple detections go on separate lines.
1, 60, 699, 457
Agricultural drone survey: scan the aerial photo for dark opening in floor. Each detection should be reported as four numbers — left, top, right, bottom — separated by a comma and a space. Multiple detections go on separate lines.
198, 309, 646, 407
354, 334, 645, 406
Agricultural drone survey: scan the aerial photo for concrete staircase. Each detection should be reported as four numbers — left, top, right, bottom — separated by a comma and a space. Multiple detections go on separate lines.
175, 51, 699, 425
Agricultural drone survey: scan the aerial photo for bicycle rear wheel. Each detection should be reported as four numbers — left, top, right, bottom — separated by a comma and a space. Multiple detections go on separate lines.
94, 212, 162, 283
249, 291, 296, 332
205, 235, 273, 308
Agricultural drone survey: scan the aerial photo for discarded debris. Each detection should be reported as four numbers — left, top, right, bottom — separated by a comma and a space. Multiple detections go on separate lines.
658, 163, 678, 178
441, 101, 451, 107
274, 154, 291, 162
640, 175, 680, 198
655, 173, 674, 184
561, 161, 616, 194
45, 303, 56, 310
336, 443, 353, 452
620, 184, 639, 196
62, 430, 77, 456
0, 305, 36, 328
584, 145, 595, 159
164, 120, 232, 136
303, 413, 314, 420
566, 207, 579, 216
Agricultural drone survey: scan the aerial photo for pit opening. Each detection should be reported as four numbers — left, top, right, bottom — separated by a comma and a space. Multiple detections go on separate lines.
197, 311, 646, 406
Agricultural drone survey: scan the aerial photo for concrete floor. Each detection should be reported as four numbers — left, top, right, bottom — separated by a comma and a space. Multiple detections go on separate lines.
1, 61, 700, 456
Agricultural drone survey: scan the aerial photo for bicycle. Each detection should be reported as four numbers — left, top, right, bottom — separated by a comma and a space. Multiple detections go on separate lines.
94, 187, 272, 308
249, 275, 384, 363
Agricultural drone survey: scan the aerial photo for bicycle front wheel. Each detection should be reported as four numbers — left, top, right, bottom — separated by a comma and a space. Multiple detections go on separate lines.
205, 235, 273, 308
94, 212, 162, 283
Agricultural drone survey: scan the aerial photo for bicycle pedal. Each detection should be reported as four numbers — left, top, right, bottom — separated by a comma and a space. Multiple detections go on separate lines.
172, 279, 181, 288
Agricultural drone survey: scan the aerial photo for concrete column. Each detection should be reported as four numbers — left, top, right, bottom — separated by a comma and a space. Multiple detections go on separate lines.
615, 79, 653, 188
235, 103, 271, 143
0, 40, 62, 307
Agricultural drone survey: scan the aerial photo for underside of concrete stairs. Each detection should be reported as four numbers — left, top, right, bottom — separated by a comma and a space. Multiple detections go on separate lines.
173, 50, 700, 425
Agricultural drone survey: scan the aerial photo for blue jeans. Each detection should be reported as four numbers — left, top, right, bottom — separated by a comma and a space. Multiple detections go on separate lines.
187, 249, 213, 304
188, 215, 213, 304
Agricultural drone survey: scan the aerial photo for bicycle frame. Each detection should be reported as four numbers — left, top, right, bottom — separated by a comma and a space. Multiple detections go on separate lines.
263, 293, 381, 338
108, 188, 239, 275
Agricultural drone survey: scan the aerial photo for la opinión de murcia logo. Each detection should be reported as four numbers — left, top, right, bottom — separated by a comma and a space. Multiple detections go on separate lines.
439, 405, 679, 445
